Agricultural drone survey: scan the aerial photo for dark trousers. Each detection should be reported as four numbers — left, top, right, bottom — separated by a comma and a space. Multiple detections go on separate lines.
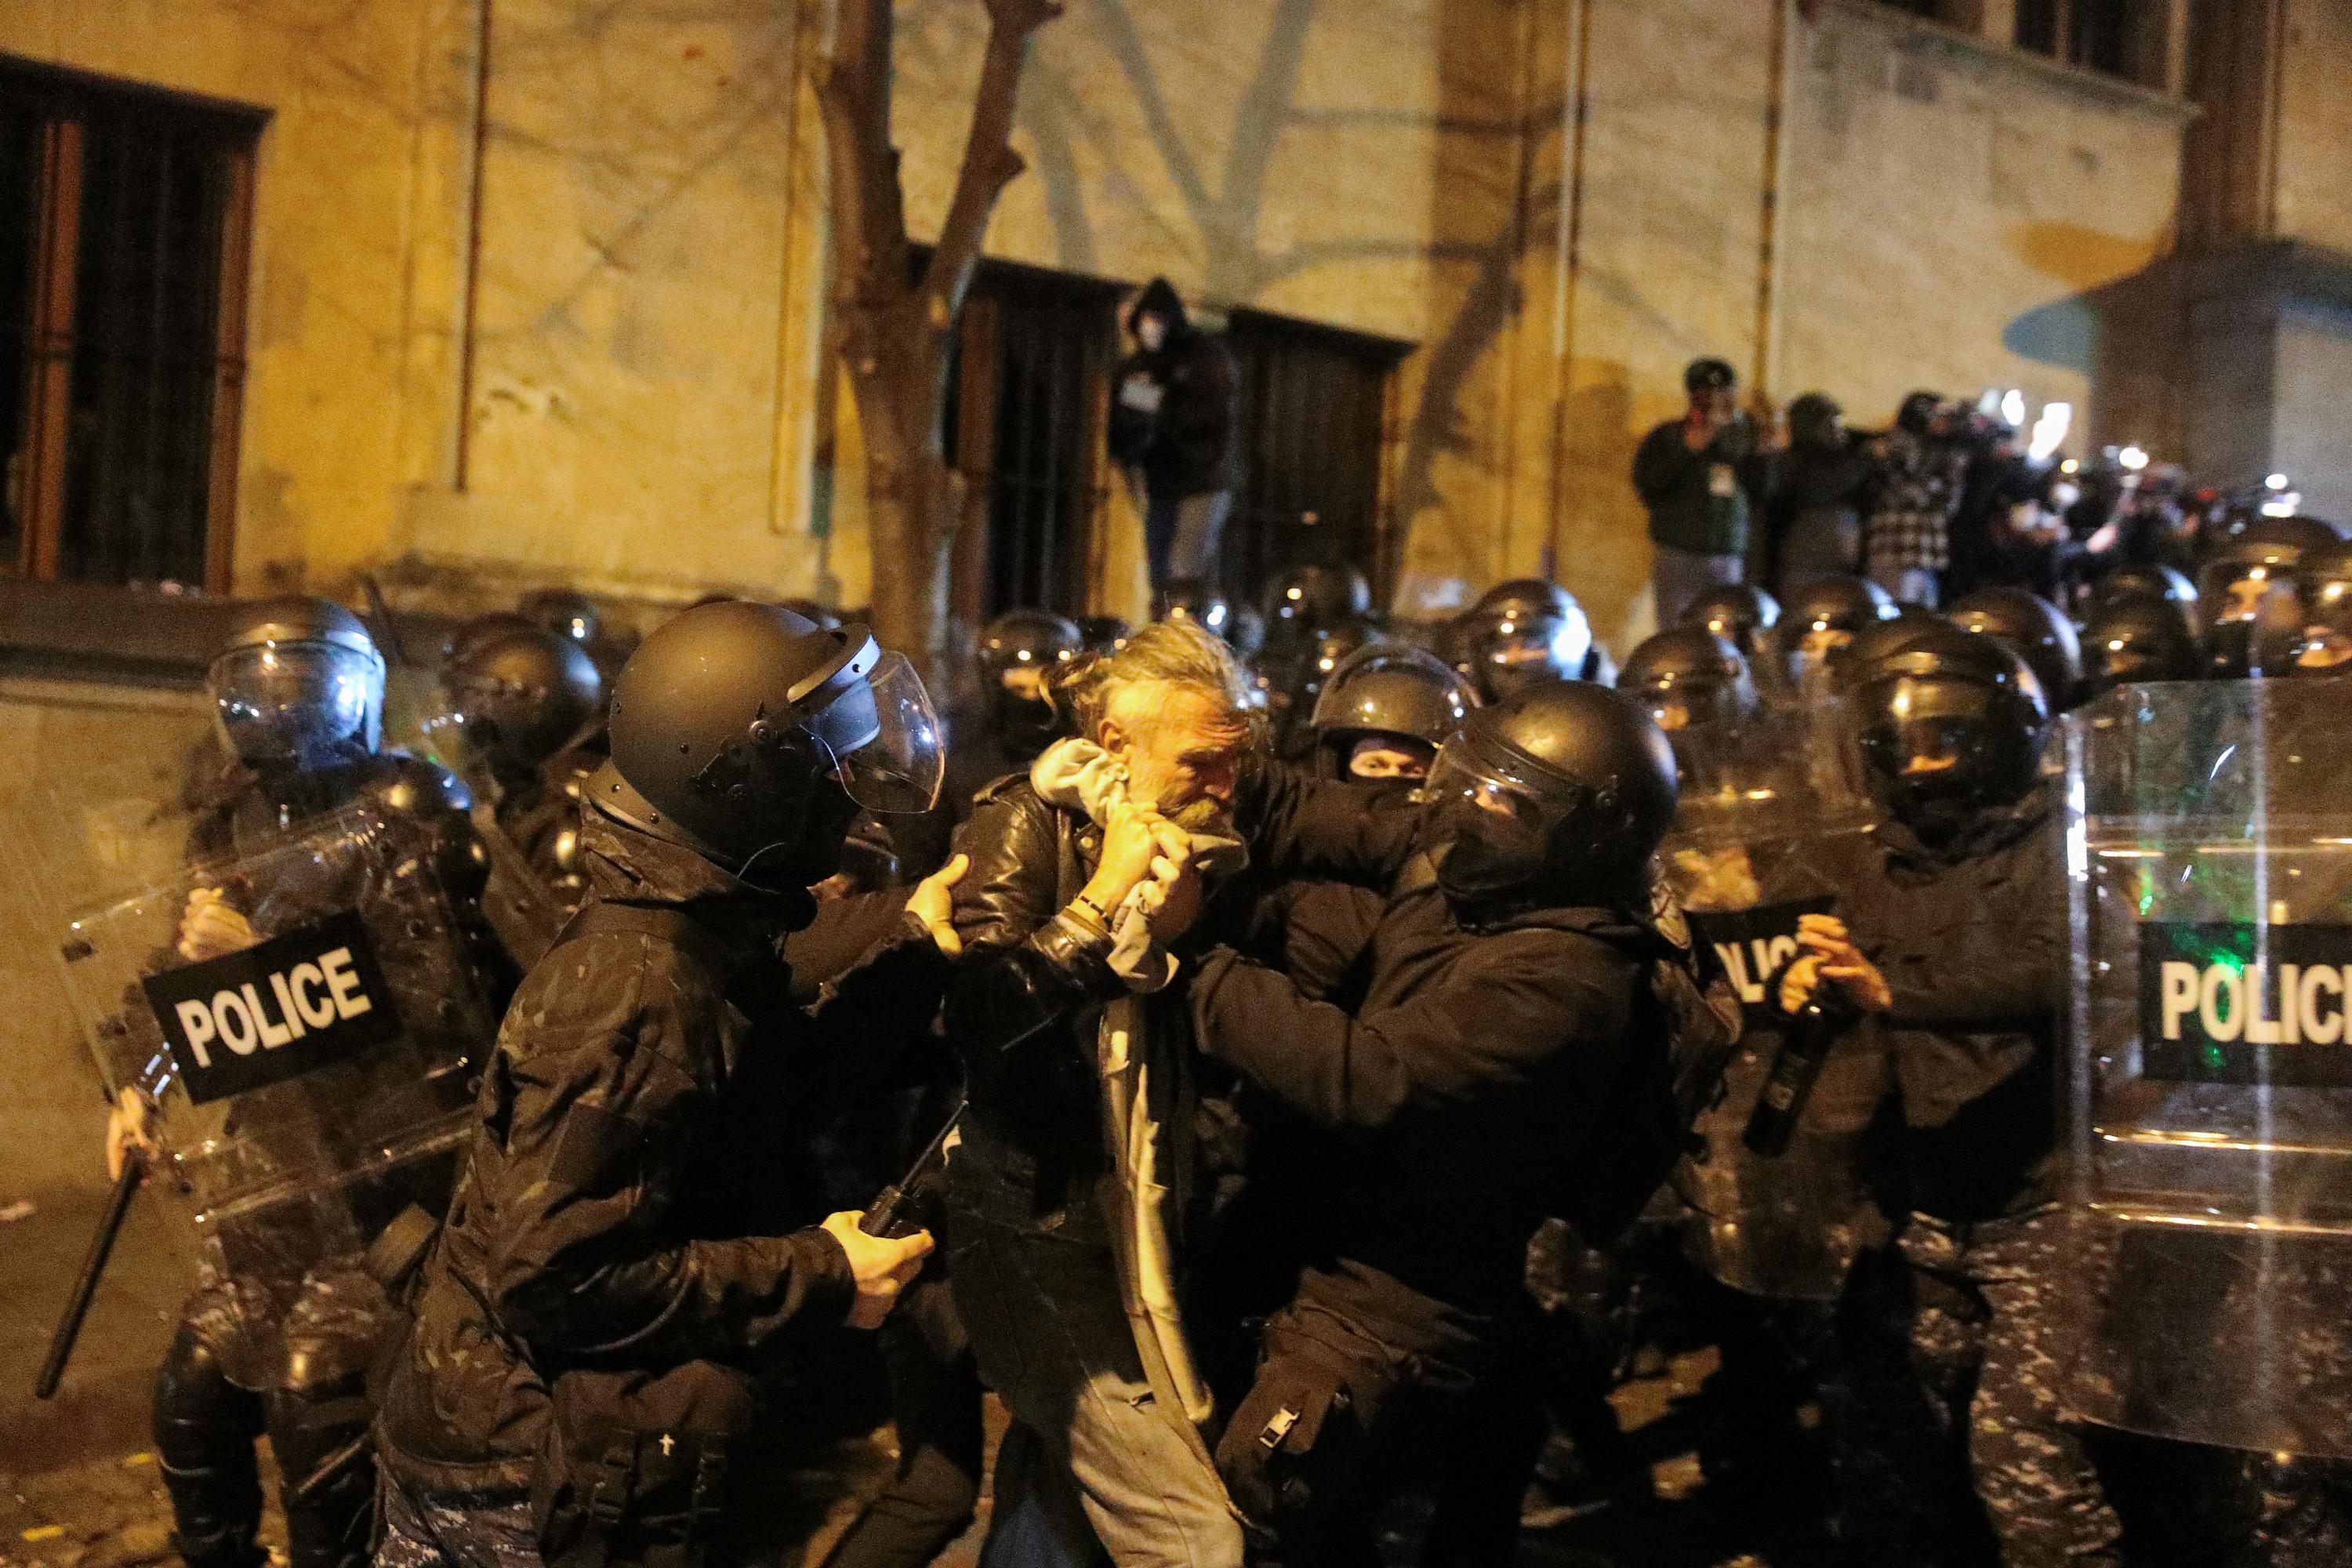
154, 1302, 377, 1568
819, 1275, 986, 1568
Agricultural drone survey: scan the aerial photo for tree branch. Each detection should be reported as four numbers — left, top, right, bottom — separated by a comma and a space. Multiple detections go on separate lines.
920, 0, 1062, 325
816, 0, 909, 307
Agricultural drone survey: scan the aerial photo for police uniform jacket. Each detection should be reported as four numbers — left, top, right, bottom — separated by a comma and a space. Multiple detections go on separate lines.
1187, 851, 1682, 1324
374, 808, 953, 1500
1834, 793, 2064, 1225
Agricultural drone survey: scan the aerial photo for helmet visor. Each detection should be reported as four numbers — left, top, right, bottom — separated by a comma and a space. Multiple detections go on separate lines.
208, 641, 385, 767
1420, 742, 1577, 896
811, 650, 944, 815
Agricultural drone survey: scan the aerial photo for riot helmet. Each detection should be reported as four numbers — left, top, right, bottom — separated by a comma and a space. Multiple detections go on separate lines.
977, 608, 1083, 757
443, 625, 604, 775
2082, 561, 2196, 620
2203, 508, 2343, 561
1154, 577, 1232, 641
1308, 644, 1475, 783
1781, 573, 1897, 685
2081, 596, 2201, 694
1264, 564, 1371, 644
588, 601, 944, 889
1619, 627, 1755, 735
777, 597, 844, 630
1679, 582, 1780, 666
207, 597, 387, 771
1847, 622, 2048, 845
1421, 682, 1677, 909
447, 611, 545, 669
1078, 615, 1131, 656
1839, 606, 1940, 691
521, 587, 602, 647
1472, 577, 1577, 622
1458, 580, 1594, 702
2290, 542, 2352, 673
1945, 586, 2082, 711
2198, 538, 2311, 678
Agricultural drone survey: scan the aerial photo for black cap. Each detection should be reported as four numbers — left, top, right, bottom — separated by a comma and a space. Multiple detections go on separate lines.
1685, 358, 1737, 394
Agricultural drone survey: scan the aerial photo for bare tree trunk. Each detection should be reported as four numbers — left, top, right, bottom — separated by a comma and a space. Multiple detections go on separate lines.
816, 0, 1061, 677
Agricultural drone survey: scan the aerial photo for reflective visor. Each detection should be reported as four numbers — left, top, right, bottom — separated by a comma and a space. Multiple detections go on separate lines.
804, 650, 944, 814
207, 641, 385, 765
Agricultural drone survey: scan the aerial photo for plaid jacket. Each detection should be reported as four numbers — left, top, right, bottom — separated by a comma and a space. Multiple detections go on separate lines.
1865, 430, 1958, 575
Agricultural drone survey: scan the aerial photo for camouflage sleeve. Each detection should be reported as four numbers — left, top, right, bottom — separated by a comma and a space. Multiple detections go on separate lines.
484, 931, 855, 1360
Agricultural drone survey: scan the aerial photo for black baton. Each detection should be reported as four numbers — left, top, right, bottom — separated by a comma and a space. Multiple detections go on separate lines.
862, 1097, 964, 1240
36, 1156, 143, 1399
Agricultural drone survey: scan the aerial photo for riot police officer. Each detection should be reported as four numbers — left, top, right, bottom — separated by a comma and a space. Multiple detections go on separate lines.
441, 622, 602, 808
2198, 536, 2313, 678
1454, 579, 1597, 702
2079, 559, 2196, 622
1781, 621, 2122, 1567
1263, 563, 1373, 649
1680, 582, 1781, 667
1618, 626, 1758, 737
888, 607, 1088, 880
2292, 541, 2352, 673
1305, 643, 1475, 783
1194, 683, 1734, 1565
1779, 574, 1898, 693
1944, 586, 2082, 712
973, 608, 1084, 764
1156, 576, 1235, 641
375, 602, 960, 1566
1263, 621, 1384, 760
105, 598, 492, 1568
2080, 593, 2201, 695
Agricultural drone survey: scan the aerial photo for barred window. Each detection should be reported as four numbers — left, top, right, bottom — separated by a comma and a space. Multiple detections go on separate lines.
1, 58, 260, 590
1222, 309, 1407, 607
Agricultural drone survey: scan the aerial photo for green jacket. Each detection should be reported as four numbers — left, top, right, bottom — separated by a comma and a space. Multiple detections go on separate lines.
1633, 417, 1758, 557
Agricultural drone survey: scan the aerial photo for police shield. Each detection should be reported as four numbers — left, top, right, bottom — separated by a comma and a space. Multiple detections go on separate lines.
1661, 703, 1889, 1300
2063, 677, 2352, 1456
51, 802, 492, 1273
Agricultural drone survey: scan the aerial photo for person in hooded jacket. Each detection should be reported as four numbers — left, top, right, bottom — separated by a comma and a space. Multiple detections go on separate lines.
1109, 278, 1241, 589
1187, 682, 1735, 1566
1780, 621, 2123, 1568
372, 602, 960, 1568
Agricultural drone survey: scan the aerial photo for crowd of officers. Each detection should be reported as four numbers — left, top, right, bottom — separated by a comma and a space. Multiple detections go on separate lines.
86, 476, 2352, 1568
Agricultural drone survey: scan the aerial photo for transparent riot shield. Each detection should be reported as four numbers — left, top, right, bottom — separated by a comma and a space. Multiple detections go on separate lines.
2063, 678, 2352, 1457
49, 802, 491, 1288
1661, 702, 1893, 1300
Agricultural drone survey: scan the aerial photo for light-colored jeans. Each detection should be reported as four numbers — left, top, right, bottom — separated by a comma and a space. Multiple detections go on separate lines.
1141, 481, 1233, 589
1651, 543, 1744, 627
946, 1152, 1240, 1568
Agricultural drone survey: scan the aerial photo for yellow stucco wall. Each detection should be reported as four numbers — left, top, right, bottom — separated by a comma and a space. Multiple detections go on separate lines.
4, 0, 2228, 649
2279, 0, 2352, 256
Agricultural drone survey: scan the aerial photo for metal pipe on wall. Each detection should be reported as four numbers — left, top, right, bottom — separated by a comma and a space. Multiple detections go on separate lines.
1541, 0, 1593, 579
1750, 0, 1798, 413
452, 0, 492, 491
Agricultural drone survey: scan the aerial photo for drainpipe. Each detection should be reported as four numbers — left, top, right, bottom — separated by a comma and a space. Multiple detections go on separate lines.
1751, 0, 1798, 412
1542, 0, 1594, 577
453, 0, 493, 491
